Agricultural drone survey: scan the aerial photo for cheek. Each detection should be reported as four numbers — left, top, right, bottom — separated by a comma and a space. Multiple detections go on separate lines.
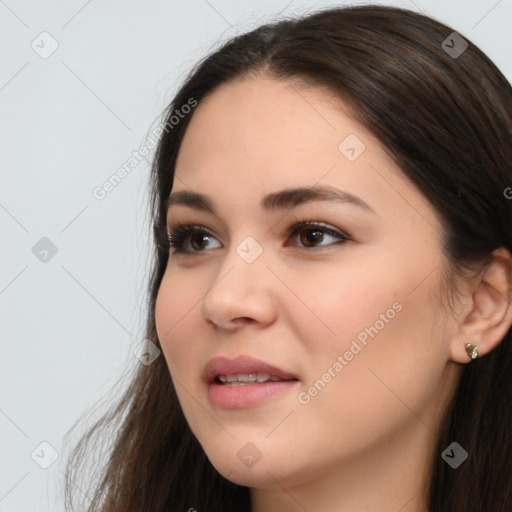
304, 267, 443, 431
291, 262, 395, 358
154, 273, 204, 373
293, 250, 441, 391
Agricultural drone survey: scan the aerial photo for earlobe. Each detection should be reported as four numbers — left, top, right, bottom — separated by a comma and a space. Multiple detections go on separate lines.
450, 247, 512, 363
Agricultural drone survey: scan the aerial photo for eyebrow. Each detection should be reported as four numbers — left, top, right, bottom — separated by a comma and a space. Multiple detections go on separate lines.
164, 185, 377, 215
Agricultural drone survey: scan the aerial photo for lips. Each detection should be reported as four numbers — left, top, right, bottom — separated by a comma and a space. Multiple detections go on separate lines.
203, 355, 299, 384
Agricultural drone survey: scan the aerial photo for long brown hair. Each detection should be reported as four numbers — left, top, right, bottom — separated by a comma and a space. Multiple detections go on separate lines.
64, 5, 512, 511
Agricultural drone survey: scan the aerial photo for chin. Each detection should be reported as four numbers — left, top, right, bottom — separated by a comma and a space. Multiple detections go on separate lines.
203, 442, 307, 490
213, 459, 288, 488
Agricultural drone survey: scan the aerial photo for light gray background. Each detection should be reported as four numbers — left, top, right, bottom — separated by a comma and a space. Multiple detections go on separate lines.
1, 1, 510, 510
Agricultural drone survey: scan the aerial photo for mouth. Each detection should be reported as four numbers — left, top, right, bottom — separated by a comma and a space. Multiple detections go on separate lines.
214, 372, 296, 385
204, 355, 300, 409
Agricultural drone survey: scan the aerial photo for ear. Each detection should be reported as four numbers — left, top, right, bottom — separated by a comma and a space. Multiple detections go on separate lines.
450, 247, 512, 363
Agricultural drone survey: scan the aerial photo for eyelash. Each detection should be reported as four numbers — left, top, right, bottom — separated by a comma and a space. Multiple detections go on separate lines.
166, 219, 350, 254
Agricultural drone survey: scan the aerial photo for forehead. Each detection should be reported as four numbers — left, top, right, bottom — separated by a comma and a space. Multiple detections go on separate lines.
172, 76, 440, 233
178, 76, 359, 155
176, 77, 373, 182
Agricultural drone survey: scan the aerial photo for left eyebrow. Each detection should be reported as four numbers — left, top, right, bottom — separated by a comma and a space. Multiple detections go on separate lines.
165, 184, 377, 215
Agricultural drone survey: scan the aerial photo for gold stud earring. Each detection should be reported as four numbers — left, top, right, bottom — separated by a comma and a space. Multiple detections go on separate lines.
465, 342, 479, 360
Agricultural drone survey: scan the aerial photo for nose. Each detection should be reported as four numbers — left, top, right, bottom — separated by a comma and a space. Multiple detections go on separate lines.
200, 241, 277, 331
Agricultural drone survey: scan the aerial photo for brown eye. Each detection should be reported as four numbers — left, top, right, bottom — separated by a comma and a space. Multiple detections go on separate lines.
287, 221, 350, 249
167, 225, 220, 254
190, 233, 211, 251
299, 228, 325, 247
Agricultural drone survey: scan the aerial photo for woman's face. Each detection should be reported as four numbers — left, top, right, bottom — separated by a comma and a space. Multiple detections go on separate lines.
155, 76, 462, 490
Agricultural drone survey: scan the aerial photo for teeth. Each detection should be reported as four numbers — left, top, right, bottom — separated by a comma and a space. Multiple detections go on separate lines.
217, 372, 281, 384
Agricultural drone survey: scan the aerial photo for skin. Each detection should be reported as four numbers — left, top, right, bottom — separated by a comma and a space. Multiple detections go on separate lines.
154, 75, 512, 512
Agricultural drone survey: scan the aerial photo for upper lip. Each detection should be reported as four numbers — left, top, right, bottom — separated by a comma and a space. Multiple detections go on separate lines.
204, 355, 299, 384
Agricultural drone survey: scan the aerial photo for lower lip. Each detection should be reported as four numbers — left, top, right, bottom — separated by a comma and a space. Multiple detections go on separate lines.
208, 380, 299, 409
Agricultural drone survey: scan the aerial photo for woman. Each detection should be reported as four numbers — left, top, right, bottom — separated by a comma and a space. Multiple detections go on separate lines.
65, 4, 512, 511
